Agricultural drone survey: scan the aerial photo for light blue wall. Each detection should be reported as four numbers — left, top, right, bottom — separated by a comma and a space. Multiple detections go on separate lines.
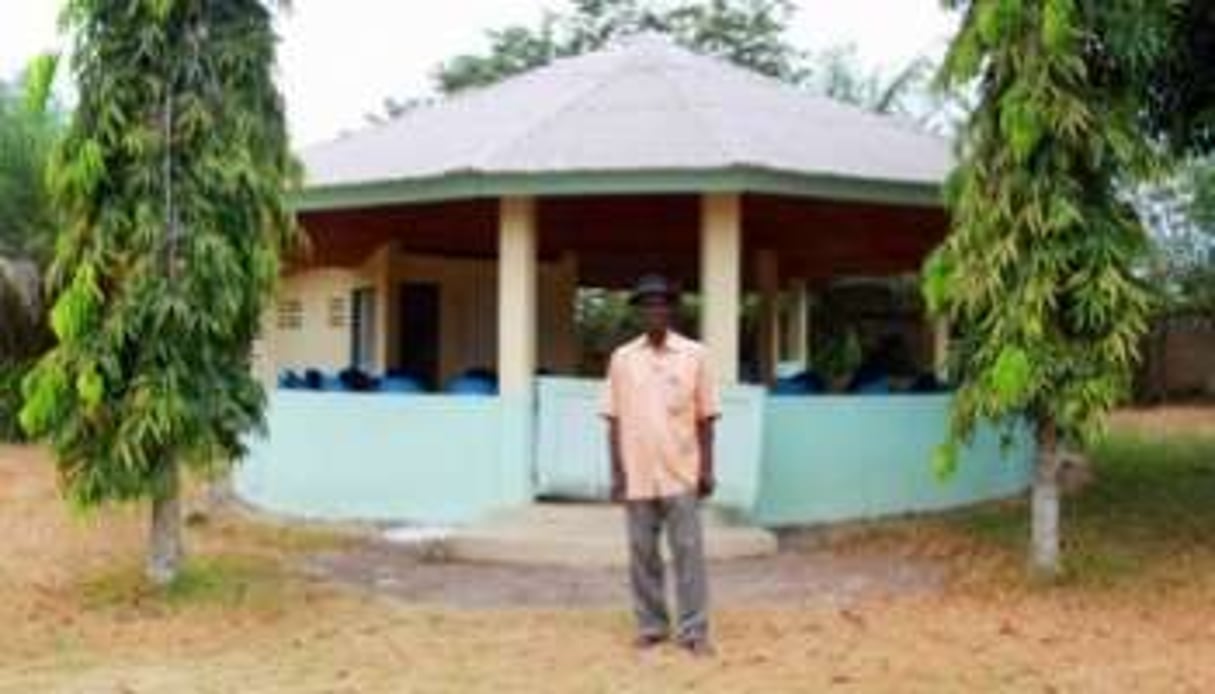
236, 389, 1034, 528
235, 391, 532, 524
753, 394, 1034, 527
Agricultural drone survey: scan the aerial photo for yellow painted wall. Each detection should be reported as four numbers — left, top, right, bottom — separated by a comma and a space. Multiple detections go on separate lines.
270, 267, 369, 373
392, 252, 576, 384
261, 250, 578, 383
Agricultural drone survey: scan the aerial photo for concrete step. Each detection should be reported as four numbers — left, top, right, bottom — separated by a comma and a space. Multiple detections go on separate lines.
445, 503, 778, 568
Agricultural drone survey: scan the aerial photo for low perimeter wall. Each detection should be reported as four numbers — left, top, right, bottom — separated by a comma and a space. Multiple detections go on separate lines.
234, 391, 532, 524
753, 394, 1034, 526
235, 389, 1034, 527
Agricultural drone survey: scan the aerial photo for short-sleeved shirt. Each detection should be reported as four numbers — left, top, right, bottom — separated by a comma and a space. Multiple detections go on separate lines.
600, 331, 721, 500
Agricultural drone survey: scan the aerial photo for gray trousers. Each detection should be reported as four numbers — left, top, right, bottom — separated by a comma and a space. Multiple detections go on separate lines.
625, 493, 709, 642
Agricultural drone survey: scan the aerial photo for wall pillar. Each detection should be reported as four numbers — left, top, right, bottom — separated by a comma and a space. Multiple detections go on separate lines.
700, 193, 741, 384
369, 242, 398, 374
498, 196, 538, 396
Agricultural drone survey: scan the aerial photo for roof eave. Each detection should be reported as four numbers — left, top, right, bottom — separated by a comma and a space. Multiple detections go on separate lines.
291, 167, 945, 213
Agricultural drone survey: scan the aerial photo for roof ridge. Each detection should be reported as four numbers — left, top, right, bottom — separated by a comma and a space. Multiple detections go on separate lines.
654, 56, 736, 164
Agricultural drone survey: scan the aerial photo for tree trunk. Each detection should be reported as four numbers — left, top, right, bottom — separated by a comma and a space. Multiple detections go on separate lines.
1030, 417, 1061, 578
147, 463, 184, 586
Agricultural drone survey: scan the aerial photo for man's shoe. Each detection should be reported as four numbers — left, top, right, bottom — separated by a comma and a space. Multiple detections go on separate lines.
633, 633, 668, 650
679, 638, 715, 658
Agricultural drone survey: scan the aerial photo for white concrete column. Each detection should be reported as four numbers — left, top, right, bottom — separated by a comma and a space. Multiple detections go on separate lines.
498, 196, 538, 396
787, 279, 809, 368
369, 242, 397, 373
756, 249, 780, 385
700, 193, 741, 384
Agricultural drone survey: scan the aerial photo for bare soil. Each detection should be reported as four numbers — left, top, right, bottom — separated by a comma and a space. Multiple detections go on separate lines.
302, 539, 943, 609
3, 406, 1215, 693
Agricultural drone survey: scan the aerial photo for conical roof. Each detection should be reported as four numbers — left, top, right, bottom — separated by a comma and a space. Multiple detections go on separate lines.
299, 33, 951, 209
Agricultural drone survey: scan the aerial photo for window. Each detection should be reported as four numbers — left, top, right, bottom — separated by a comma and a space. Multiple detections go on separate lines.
327, 295, 349, 329
350, 287, 377, 370
276, 299, 302, 330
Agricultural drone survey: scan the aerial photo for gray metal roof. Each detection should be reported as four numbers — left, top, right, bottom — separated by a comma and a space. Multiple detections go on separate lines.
300, 33, 952, 203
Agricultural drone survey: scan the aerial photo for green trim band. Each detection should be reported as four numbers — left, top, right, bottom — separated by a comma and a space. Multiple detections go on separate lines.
292, 167, 944, 212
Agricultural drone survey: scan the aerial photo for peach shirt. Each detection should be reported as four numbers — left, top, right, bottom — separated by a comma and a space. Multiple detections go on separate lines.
600, 331, 721, 500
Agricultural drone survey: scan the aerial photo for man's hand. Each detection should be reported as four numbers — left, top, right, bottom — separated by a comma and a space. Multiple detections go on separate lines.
607, 418, 626, 503
696, 417, 716, 500
610, 474, 626, 503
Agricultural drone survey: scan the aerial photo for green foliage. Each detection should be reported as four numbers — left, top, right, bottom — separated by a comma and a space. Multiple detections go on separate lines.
928, 0, 1190, 452
1136, 156, 1215, 316
921, 249, 955, 315
812, 328, 862, 384
575, 288, 700, 363
0, 260, 51, 441
1193, 158, 1215, 231
1139, 1, 1215, 155
932, 439, 960, 481
0, 360, 33, 442
0, 76, 59, 263
20, 0, 300, 508
809, 45, 935, 117
1041, 0, 1076, 53
989, 346, 1032, 404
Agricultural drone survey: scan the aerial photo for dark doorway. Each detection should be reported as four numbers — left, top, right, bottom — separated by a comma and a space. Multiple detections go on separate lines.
398, 282, 441, 390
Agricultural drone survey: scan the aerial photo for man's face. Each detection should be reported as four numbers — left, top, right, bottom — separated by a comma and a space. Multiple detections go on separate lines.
638, 294, 673, 333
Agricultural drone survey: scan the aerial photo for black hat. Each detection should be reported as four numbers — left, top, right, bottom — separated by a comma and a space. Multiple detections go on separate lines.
629, 273, 679, 305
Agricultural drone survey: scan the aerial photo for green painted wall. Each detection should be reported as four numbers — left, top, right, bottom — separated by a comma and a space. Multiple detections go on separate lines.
234, 391, 532, 524
753, 394, 1034, 526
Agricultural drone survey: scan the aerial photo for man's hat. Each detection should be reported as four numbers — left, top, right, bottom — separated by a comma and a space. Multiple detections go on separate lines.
629, 273, 679, 305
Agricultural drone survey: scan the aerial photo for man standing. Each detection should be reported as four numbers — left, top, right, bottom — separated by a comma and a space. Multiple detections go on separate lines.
600, 274, 720, 656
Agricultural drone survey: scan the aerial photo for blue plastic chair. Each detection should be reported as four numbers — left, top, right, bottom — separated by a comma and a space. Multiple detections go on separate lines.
277, 369, 303, 390
302, 369, 325, 390
444, 368, 498, 395
770, 370, 827, 396
852, 376, 891, 395
909, 372, 946, 394
445, 374, 498, 395
380, 375, 424, 394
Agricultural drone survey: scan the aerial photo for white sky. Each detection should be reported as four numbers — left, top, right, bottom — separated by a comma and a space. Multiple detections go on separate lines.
0, 1, 956, 147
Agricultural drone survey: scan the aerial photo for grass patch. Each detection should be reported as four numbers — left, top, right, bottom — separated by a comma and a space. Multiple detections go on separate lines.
229, 520, 356, 554
952, 431, 1215, 587
80, 554, 289, 612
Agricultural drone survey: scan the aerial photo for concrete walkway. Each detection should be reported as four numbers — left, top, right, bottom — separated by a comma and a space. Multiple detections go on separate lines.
441, 503, 778, 568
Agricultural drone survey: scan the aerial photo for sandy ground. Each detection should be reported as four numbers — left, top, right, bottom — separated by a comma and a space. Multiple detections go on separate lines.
2, 407, 1215, 693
